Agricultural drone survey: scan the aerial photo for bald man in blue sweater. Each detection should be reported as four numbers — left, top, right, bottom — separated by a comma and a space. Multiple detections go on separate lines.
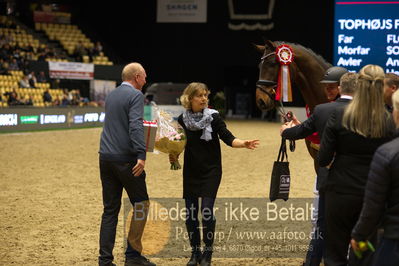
98, 63, 155, 266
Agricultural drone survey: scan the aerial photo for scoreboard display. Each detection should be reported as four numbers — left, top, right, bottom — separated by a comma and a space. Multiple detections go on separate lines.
333, 0, 399, 74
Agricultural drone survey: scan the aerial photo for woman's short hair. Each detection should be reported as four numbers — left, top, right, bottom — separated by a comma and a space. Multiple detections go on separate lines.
180, 82, 210, 109
385, 73, 399, 88
342, 64, 391, 138
339, 72, 358, 94
121, 62, 144, 81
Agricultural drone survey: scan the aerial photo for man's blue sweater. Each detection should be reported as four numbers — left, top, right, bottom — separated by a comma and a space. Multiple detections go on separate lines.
99, 83, 146, 161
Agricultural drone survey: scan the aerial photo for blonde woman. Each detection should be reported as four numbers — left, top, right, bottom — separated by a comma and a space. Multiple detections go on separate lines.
351, 89, 399, 265
175, 82, 259, 266
318, 65, 396, 265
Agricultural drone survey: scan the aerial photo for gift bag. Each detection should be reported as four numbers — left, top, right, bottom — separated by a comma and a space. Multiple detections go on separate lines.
143, 120, 158, 152
269, 138, 290, 201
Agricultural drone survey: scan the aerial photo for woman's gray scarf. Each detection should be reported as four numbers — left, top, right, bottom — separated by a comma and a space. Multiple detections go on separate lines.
182, 108, 219, 141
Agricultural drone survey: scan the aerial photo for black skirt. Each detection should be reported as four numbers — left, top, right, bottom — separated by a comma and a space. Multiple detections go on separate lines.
178, 113, 235, 198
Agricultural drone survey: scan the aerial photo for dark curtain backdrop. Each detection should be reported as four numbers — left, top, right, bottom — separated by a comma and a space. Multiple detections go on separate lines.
69, 0, 334, 90
15, 0, 334, 116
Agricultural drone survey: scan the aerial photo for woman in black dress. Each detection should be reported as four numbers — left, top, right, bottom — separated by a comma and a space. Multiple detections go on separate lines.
174, 82, 259, 266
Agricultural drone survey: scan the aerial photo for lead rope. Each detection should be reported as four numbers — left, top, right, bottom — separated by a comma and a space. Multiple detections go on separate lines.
277, 99, 296, 152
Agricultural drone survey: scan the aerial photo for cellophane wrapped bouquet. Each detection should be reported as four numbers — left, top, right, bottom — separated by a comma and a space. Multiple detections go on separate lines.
154, 110, 186, 170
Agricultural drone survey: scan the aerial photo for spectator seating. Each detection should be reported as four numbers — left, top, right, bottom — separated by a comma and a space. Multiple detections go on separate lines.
0, 71, 61, 107
0, 16, 41, 53
0, 16, 110, 108
36, 22, 113, 65
0, 27, 40, 52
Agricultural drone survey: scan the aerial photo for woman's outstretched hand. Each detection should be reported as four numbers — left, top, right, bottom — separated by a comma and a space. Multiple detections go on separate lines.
232, 139, 260, 149
244, 139, 260, 150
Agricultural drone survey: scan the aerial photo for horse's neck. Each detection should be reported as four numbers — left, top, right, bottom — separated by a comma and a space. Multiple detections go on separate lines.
292, 50, 329, 113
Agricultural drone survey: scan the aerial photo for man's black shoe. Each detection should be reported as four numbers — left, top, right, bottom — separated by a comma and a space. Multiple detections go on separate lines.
125, 256, 156, 266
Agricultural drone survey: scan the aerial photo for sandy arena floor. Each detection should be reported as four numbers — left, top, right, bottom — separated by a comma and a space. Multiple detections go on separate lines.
0, 120, 316, 265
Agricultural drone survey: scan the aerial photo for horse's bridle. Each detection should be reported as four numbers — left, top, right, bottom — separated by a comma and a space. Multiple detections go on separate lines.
256, 50, 296, 151
256, 52, 278, 104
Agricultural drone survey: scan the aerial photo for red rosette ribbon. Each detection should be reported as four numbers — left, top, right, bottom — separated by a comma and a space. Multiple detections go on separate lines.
275, 44, 294, 102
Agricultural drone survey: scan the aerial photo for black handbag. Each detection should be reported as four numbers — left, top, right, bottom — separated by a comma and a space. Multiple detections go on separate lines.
269, 138, 290, 201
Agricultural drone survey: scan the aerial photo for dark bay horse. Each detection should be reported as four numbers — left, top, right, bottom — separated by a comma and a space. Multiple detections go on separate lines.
255, 40, 331, 168
255, 40, 330, 113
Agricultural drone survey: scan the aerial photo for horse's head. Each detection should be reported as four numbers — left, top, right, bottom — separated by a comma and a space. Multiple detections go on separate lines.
255, 40, 280, 111
255, 40, 331, 113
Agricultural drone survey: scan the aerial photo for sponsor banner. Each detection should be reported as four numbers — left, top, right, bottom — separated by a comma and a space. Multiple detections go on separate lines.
33, 11, 71, 24
0, 114, 18, 126
73, 115, 84, 124
0, 106, 181, 132
49, 61, 94, 80
157, 0, 207, 23
0, 107, 105, 132
40, 114, 66, 125
20, 115, 39, 124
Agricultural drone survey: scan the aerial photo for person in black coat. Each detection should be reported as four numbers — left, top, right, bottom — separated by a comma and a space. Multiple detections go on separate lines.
318, 65, 396, 266
175, 82, 259, 266
351, 89, 399, 266
281, 73, 357, 142
7, 91, 21, 106
43, 89, 52, 104
280, 72, 358, 266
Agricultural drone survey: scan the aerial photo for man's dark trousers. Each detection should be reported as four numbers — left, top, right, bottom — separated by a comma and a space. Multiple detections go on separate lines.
98, 159, 148, 266
304, 191, 325, 266
371, 238, 399, 266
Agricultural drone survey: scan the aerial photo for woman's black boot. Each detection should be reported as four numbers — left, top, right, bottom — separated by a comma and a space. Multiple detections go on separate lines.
186, 220, 201, 266
199, 250, 212, 266
187, 250, 202, 266
200, 219, 215, 266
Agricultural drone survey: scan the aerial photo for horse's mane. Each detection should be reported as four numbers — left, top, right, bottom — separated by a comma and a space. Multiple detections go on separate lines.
273, 41, 332, 70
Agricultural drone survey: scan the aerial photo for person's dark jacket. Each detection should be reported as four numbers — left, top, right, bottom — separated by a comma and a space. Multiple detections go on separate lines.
282, 97, 351, 190
319, 108, 395, 196
7, 92, 20, 106
61, 97, 69, 106
29, 78, 36, 88
37, 74, 47, 83
282, 97, 351, 140
352, 131, 399, 241
43, 91, 52, 103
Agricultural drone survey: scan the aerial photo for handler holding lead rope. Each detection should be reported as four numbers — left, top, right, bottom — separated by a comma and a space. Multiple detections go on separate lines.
280, 67, 351, 266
